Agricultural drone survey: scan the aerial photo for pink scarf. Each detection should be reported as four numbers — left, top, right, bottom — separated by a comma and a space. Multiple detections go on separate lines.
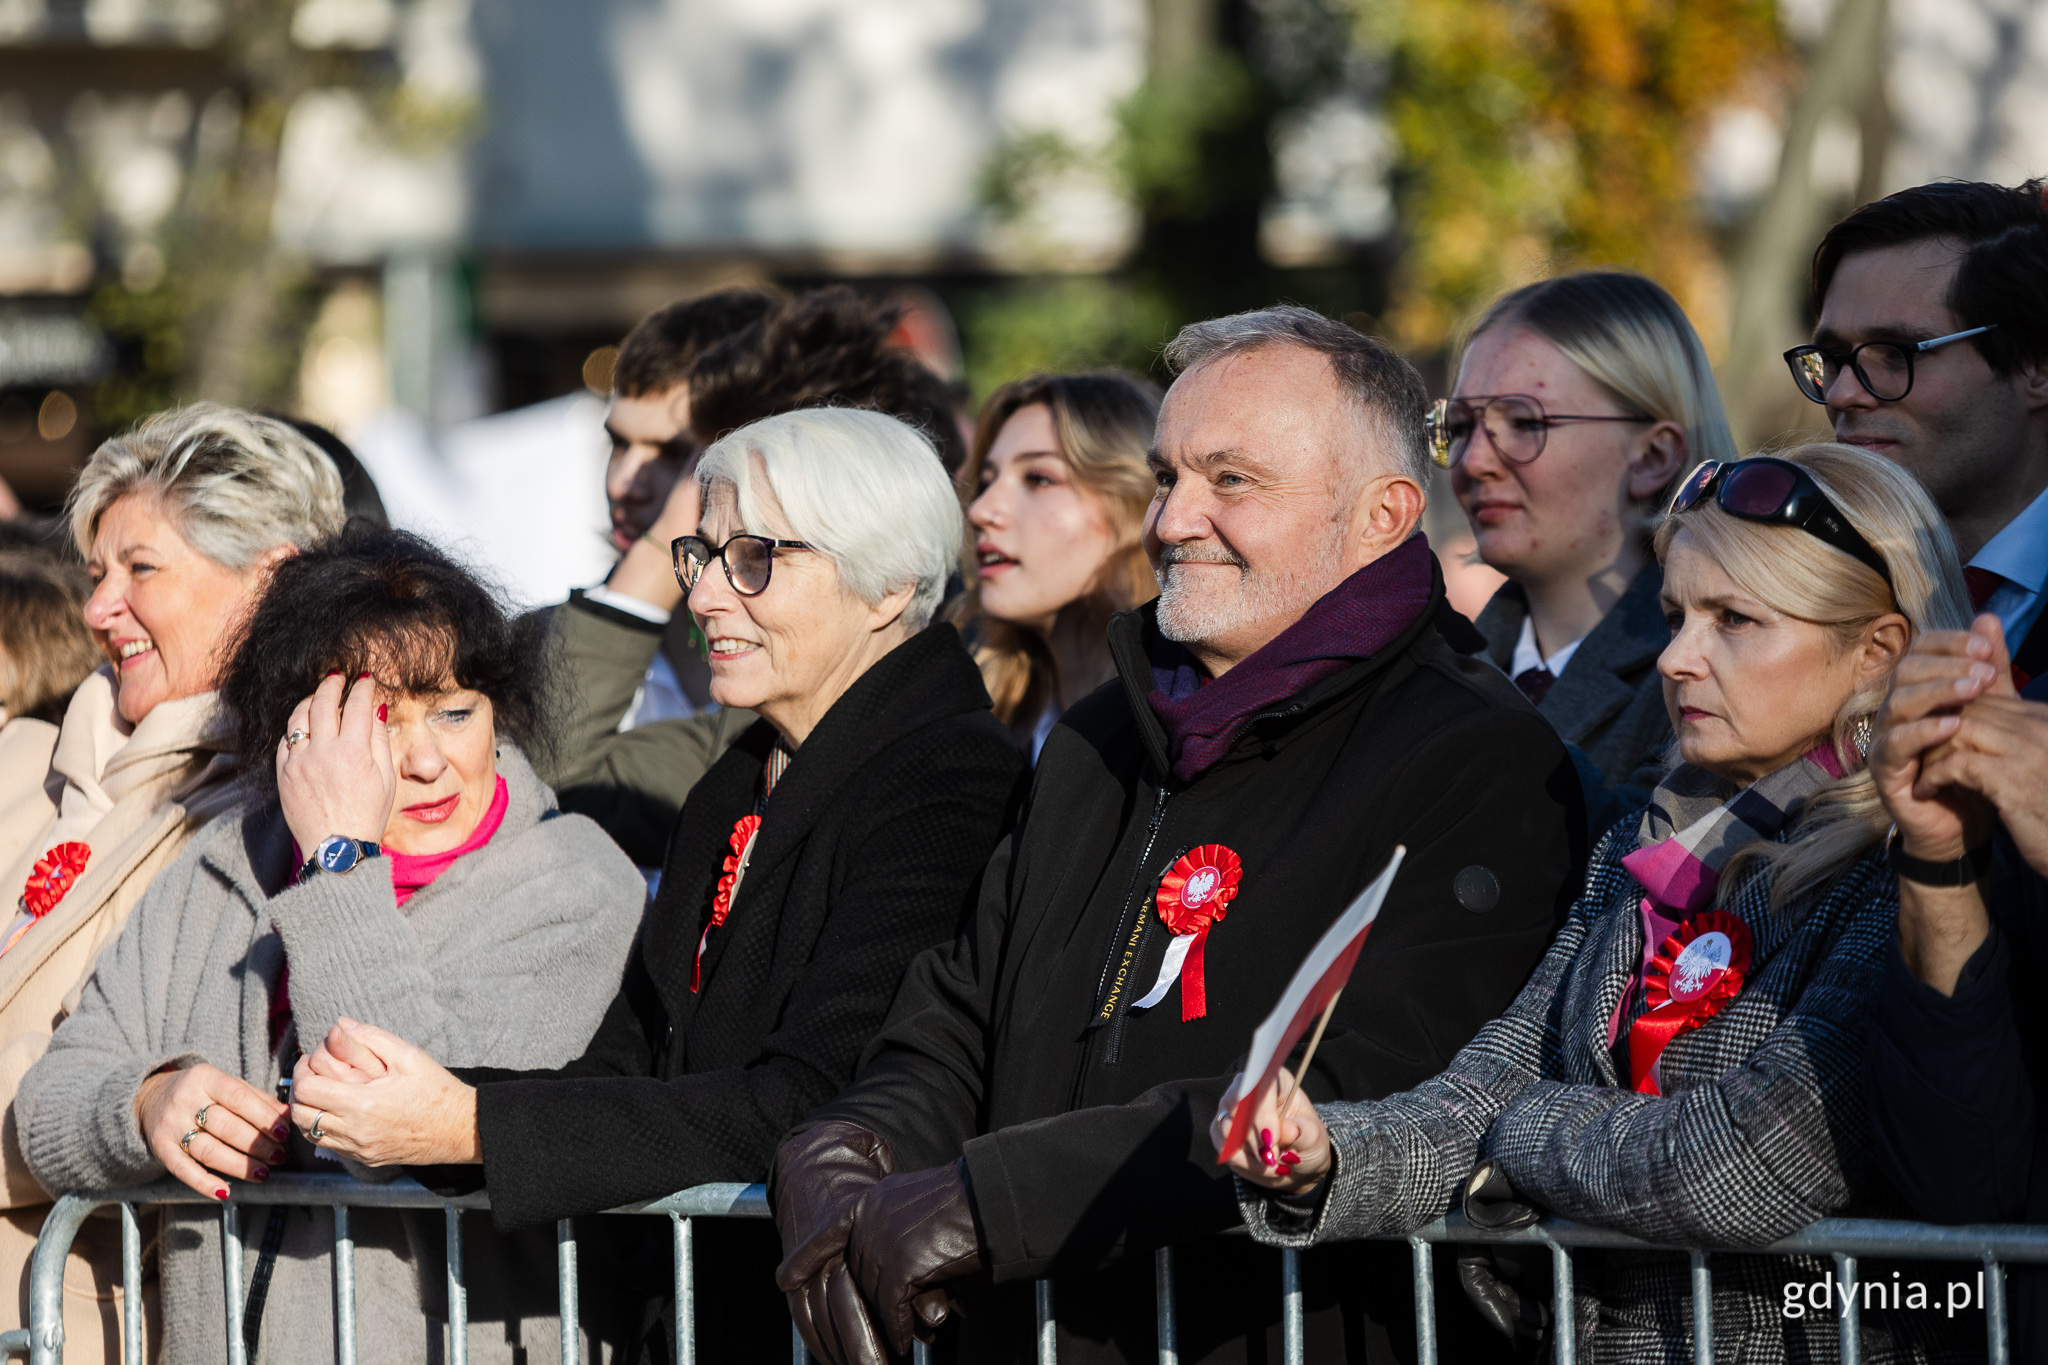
386, 777, 509, 907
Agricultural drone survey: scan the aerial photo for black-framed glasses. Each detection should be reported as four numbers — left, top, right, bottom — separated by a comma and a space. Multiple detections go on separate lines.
1783, 325, 1997, 404
1427, 394, 1654, 470
1667, 457, 1893, 587
672, 533, 814, 597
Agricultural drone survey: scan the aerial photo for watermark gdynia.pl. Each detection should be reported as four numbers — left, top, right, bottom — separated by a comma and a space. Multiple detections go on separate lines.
1784, 1270, 1988, 1319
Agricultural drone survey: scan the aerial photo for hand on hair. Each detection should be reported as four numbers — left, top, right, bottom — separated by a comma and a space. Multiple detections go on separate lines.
277, 672, 395, 859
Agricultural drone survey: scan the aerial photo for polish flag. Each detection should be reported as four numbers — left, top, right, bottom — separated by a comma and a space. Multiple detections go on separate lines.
1216, 846, 1406, 1164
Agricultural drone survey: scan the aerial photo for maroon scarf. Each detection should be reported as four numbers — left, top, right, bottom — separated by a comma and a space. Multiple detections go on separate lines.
1146, 535, 1434, 782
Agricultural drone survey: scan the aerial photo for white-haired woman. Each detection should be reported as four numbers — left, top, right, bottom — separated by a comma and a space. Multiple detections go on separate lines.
1218, 443, 1980, 1362
1443, 271, 1739, 826
0, 404, 344, 1359
282, 408, 1025, 1358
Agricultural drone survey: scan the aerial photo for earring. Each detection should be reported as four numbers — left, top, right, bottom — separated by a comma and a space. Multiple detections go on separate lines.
1850, 713, 1874, 759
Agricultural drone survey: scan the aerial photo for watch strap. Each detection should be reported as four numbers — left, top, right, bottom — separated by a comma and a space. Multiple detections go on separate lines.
1886, 829, 1993, 887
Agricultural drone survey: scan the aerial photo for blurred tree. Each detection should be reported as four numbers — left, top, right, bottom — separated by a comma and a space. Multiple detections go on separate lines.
1366, 0, 1784, 353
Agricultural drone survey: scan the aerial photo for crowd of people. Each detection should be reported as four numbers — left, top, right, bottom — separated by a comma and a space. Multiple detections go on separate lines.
0, 174, 2038, 1365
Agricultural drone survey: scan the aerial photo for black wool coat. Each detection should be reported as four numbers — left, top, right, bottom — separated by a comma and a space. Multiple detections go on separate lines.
808, 569, 1586, 1365
444, 620, 1021, 1207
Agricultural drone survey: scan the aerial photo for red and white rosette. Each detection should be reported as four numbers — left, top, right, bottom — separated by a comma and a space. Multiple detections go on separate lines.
1133, 844, 1243, 1021
6, 842, 92, 957
1626, 909, 1753, 1095
694, 814, 761, 993
22, 842, 90, 918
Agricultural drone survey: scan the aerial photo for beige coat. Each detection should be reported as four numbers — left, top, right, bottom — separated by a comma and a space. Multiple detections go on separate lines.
0, 670, 241, 1360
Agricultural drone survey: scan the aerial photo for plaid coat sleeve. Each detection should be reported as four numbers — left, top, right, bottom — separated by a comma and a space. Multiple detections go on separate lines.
1243, 834, 1899, 1252
1238, 829, 1618, 1247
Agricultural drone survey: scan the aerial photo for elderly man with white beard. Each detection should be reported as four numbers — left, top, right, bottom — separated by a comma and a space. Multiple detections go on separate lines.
769, 308, 1586, 1365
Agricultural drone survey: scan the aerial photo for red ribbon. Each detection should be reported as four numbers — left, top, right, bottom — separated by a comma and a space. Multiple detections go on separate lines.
1626, 909, 1753, 1095
1155, 844, 1242, 1021
695, 814, 761, 993
22, 842, 90, 919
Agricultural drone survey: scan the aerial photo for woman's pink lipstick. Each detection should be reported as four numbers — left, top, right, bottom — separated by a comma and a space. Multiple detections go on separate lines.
403, 794, 461, 823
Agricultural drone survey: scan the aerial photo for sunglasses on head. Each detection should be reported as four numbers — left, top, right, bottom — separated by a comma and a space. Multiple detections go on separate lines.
1666, 457, 1892, 587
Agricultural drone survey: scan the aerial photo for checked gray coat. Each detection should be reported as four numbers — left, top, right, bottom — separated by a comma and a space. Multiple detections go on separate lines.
1241, 821, 1979, 1364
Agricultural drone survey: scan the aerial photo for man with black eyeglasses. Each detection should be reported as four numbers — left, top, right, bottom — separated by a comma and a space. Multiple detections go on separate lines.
1792, 178, 2048, 687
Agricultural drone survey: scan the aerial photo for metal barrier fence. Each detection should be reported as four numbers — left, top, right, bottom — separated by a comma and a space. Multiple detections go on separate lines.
11, 1174, 2048, 1365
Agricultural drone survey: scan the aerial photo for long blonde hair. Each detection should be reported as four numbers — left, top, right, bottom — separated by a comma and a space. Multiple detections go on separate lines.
1655, 442, 1972, 909
951, 372, 1161, 732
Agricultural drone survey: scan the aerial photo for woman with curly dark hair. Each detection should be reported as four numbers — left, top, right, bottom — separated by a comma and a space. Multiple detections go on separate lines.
18, 525, 644, 1364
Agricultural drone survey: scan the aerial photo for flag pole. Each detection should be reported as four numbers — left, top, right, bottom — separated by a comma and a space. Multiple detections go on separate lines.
1276, 988, 1343, 1114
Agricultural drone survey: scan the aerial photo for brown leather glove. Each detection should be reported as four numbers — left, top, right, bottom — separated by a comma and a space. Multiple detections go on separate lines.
770, 1122, 897, 1365
843, 1159, 986, 1358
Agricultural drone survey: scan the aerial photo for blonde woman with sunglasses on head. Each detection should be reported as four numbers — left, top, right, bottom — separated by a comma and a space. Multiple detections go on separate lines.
1436, 272, 1738, 829
1218, 442, 1982, 1364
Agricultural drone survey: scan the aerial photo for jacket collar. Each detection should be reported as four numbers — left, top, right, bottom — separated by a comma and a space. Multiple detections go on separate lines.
1473, 562, 1667, 744
732, 623, 994, 885
1108, 553, 1453, 783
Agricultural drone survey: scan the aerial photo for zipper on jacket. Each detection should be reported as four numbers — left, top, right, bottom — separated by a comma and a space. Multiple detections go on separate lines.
1103, 842, 1187, 1067
1072, 785, 1170, 1104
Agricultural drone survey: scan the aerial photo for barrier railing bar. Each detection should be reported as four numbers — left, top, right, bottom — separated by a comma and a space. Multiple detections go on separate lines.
556, 1219, 578, 1365
0, 1330, 25, 1357
913, 1341, 932, 1365
1154, 1245, 1176, 1365
674, 1215, 693, 1365
333, 1203, 356, 1365
119, 1203, 139, 1365
446, 1205, 468, 1365
1835, 1253, 1860, 1365
28, 1178, 2048, 1365
791, 1320, 809, 1364
1688, 1249, 1711, 1365
221, 1202, 245, 1365
1280, 1247, 1303, 1365
1407, 1237, 1435, 1365
1550, 1241, 1575, 1365
1986, 1254, 2009, 1365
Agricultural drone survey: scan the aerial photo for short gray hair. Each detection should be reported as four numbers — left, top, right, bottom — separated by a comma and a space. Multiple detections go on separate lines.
695, 407, 961, 630
1163, 306, 1433, 485
68, 403, 347, 567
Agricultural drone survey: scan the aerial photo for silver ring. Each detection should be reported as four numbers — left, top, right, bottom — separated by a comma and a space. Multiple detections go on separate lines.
179, 1128, 200, 1154
308, 1112, 328, 1144
194, 1103, 211, 1130
285, 729, 309, 750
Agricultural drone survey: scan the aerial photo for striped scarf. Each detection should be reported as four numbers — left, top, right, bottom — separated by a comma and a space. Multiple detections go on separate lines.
1622, 751, 1841, 917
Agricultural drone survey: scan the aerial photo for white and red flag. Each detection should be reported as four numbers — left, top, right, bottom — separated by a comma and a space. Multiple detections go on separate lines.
1215, 846, 1405, 1165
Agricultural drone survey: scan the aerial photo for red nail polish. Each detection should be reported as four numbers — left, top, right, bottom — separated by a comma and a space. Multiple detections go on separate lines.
326, 670, 342, 678
1280, 1152, 1301, 1166
214, 1189, 229, 1201
376, 704, 387, 721
1260, 1128, 1272, 1148
272, 1122, 289, 1139
357, 672, 371, 680
252, 1166, 270, 1182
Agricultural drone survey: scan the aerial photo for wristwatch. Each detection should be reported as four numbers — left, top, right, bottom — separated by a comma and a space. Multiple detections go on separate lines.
301, 835, 383, 882
1885, 827, 1992, 887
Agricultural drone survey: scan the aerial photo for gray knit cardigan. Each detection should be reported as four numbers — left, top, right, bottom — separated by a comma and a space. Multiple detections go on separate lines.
1239, 822, 1978, 1364
17, 746, 644, 1365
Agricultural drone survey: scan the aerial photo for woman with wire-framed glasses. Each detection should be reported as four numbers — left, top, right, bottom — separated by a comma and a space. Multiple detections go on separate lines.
1431, 271, 1741, 831
276, 407, 1025, 1361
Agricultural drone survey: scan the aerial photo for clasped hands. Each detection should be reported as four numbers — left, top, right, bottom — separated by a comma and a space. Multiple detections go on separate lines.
769, 1124, 984, 1365
286, 1018, 481, 1168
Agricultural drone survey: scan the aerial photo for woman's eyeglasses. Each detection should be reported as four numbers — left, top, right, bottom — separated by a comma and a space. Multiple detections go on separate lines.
1782, 325, 1997, 405
672, 534, 813, 598
1427, 394, 1654, 470
1666, 456, 1893, 587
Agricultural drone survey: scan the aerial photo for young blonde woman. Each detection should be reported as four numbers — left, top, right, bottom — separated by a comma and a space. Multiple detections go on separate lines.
1441, 271, 1740, 824
954, 371, 1161, 755
1218, 443, 1978, 1363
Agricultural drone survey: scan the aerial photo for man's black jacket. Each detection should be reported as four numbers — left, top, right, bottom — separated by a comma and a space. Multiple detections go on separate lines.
1866, 671, 2048, 1361
808, 568, 1586, 1363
